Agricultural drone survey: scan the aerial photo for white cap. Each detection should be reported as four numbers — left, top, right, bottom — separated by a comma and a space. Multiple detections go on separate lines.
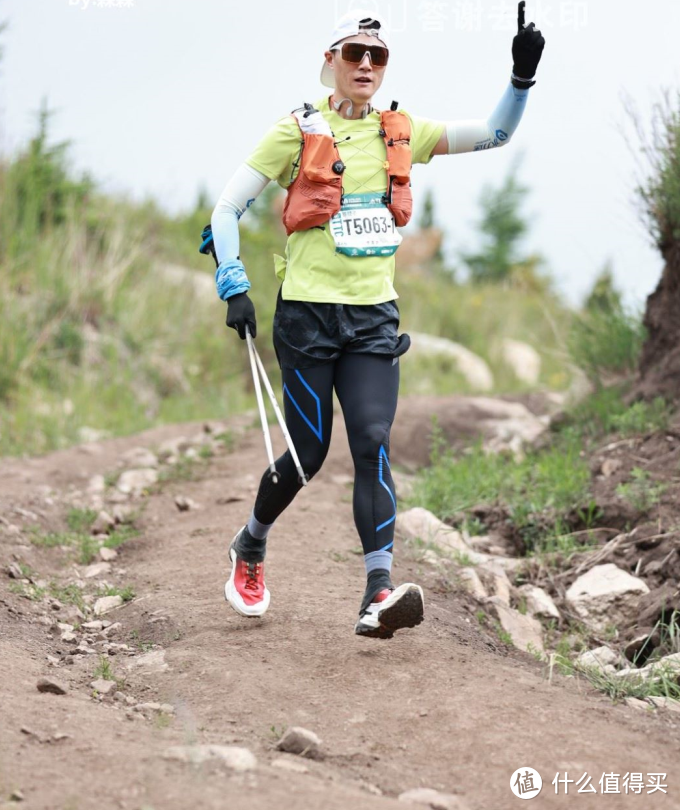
320, 9, 389, 88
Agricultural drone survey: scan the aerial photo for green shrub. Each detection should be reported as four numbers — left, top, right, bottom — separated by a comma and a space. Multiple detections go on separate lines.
610, 398, 670, 435
632, 89, 680, 251
563, 387, 669, 439
616, 468, 667, 513
413, 431, 591, 553
567, 302, 646, 386
66, 508, 97, 534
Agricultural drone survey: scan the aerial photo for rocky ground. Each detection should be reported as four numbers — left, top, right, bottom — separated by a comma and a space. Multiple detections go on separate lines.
2, 399, 680, 810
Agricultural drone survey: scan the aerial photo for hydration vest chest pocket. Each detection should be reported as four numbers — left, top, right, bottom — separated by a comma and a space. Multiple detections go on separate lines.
282, 102, 413, 237
330, 193, 403, 257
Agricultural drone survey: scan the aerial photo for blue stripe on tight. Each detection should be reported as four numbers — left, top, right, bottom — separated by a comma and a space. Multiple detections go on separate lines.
283, 370, 323, 443
376, 444, 396, 533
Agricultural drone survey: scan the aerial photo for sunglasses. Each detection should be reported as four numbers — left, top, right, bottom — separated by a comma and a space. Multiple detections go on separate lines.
333, 42, 389, 68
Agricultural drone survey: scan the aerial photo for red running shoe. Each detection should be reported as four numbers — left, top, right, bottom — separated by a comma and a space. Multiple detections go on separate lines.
224, 527, 271, 618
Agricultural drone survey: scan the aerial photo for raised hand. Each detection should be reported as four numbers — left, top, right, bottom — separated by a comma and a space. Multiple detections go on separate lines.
512, 1, 545, 84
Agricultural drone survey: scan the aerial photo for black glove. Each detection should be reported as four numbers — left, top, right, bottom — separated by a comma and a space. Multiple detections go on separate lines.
225, 292, 257, 340
512, 1, 545, 86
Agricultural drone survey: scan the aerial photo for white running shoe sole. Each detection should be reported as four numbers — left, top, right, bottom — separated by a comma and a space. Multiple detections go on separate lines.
224, 529, 271, 618
354, 582, 425, 639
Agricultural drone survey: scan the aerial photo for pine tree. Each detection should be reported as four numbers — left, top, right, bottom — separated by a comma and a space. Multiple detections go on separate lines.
459, 160, 541, 285
584, 261, 621, 314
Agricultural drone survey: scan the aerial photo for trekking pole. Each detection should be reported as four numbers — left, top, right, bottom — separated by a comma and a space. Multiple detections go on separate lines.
246, 329, 308, 487
200, 222, 307, 485
244, 326, 280, 484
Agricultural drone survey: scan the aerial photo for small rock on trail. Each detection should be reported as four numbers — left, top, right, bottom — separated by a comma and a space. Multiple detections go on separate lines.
485, 597, 545, 654
91, 679, 117, 696
93, 595, 123, 616
566, 563, 649, 633
647, 696, 680, 713
174, 495, 200, 512
120, 447, 159, 470
275, 727, 322, 759
398, 787, 468, 809
91, 510, 115, 535
164, 745, 257, 772
516, 583, 560, 620
576, 646, 625, 673
84, 562, 111, 578
126, 649, 169, 673
117, 468, 158, 495
36, 677, 68, 695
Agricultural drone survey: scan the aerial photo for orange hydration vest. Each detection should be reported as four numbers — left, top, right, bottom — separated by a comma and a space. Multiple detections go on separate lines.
282, 103, 413, 237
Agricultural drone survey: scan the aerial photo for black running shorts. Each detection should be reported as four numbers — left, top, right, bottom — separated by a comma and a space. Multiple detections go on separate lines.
272, 286, 403, 370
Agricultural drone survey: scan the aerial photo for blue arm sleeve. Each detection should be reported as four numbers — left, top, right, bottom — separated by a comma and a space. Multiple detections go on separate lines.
211, 164, 269, 300
446, 81, 530, 154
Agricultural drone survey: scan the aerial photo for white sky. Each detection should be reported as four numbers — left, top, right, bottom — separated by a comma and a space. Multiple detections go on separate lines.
2, 0, 679, 306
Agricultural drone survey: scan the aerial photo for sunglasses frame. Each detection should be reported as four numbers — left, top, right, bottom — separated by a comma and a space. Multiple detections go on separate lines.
332, 41, 390, 68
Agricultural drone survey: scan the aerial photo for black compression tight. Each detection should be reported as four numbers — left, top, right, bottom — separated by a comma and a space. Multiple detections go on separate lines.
251, 353, 399, 566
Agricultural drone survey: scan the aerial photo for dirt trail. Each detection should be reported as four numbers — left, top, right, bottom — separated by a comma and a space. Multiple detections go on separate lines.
1, 404, 680, 810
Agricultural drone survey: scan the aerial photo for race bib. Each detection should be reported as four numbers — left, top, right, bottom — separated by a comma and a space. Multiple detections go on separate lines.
330, 193, 402, 257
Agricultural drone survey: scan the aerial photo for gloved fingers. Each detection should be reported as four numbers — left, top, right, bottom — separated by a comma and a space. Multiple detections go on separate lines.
517, 0, 525, 31
526, 25, 544, 45
225, 314, 246, 340
245, 318, 257, 339
526, 31, 544, 56
523, 24, 545, 46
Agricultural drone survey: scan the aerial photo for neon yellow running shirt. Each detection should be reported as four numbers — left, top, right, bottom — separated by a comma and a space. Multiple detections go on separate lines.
245, 96, 444, 305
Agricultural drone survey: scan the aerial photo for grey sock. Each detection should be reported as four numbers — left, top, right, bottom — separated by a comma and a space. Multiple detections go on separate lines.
364, 548, 394, 575
247, 511, 274, 540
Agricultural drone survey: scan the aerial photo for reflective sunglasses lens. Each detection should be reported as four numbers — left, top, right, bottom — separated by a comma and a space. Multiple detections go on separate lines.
341, 42, 389, 67
341, 43, 366, 63
369, 46, 389, 67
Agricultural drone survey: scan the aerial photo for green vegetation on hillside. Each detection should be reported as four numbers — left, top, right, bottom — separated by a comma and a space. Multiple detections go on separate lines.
412, 307, 659, 564
0, 99, 643, 457
0, 107, 274, 455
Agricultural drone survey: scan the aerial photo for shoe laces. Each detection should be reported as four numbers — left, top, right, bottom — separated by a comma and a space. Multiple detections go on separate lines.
243, 560, 263, 590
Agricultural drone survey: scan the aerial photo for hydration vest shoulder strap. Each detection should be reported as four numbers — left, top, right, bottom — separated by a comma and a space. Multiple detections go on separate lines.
290, 104, 334, 138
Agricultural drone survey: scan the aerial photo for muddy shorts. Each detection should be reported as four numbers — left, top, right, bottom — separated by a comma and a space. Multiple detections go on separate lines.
272, 286, 409, 370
